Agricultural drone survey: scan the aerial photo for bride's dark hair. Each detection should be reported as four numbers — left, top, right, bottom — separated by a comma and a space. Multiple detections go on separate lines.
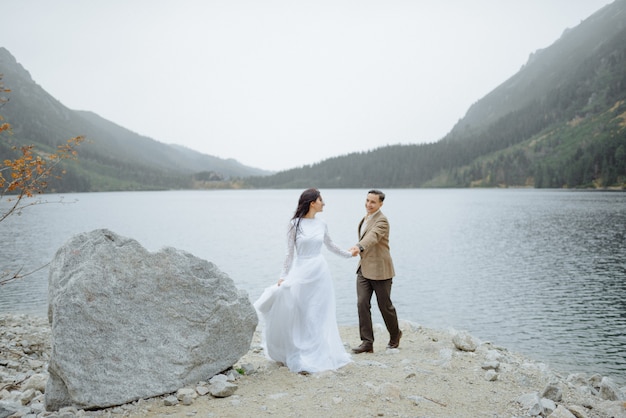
290, 188, 320, 242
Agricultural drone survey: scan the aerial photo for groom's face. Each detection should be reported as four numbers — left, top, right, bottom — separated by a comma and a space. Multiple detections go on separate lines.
365, 193, 383, 215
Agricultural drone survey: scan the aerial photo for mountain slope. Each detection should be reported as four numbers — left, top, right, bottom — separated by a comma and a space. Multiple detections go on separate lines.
450, 1, 625, 136
74, 110, 269, 178
245, 0, 626, 189
0, 48, 269, 192
2, 1, 625, 192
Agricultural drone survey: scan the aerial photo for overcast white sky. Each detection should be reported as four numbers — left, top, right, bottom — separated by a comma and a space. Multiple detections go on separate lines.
1, 1, 614, 171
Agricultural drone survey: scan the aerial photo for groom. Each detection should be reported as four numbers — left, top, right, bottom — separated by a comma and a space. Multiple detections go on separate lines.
350, 189, 402, 354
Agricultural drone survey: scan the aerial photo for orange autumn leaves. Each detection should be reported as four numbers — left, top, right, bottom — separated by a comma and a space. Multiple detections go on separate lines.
1, 138, 84, 195
0, 74, 84, 219
1, 74, 84, 284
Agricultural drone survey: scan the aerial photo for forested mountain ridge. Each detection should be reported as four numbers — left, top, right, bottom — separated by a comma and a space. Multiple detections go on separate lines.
449, 1, 624, 135
2, 1, 625, 191
0, 48, 269, 192
246, 0, 626, 189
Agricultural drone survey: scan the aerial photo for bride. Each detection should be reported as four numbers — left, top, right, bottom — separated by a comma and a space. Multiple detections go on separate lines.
254, 188, 355, 373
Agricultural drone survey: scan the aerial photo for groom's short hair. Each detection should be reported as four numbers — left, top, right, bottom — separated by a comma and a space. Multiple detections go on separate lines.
368, 189, 385, 202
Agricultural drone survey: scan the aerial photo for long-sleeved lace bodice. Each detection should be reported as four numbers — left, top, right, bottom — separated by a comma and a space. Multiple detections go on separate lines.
281, 217, 351, 278
254, 215, 352, 373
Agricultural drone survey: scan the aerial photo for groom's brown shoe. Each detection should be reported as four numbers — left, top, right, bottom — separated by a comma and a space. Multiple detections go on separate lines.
386, 330, 402, 349
352, 343, 373, 354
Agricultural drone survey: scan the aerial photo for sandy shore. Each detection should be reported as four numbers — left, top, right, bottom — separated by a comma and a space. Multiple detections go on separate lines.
1, 315, 625, 417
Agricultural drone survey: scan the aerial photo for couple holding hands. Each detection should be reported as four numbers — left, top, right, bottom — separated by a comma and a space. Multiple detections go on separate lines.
253, 188, 402, 374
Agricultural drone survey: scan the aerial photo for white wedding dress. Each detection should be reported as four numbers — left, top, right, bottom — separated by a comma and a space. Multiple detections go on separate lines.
254, 217, 352, 373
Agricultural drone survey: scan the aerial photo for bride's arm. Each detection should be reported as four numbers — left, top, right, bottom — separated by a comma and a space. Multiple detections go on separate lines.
323, 223, 352, 258
280, 221, 297, 279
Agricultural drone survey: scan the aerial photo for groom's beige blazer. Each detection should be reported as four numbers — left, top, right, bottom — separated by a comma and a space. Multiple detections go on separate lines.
356, 210, 395, 280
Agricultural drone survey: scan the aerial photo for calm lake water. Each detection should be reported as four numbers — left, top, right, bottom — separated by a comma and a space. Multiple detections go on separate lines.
1, 189, 625, 384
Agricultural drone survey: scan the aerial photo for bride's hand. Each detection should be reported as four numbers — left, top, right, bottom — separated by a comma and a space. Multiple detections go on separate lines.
277, 278, 285, 286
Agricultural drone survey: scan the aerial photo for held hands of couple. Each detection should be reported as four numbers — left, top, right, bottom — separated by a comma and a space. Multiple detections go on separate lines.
278, 245, 357, 285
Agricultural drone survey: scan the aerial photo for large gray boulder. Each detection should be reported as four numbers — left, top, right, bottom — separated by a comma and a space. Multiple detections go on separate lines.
45, 229, 257, 411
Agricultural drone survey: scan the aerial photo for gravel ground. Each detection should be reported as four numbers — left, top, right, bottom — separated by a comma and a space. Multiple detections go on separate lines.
2, 314, 625, 417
